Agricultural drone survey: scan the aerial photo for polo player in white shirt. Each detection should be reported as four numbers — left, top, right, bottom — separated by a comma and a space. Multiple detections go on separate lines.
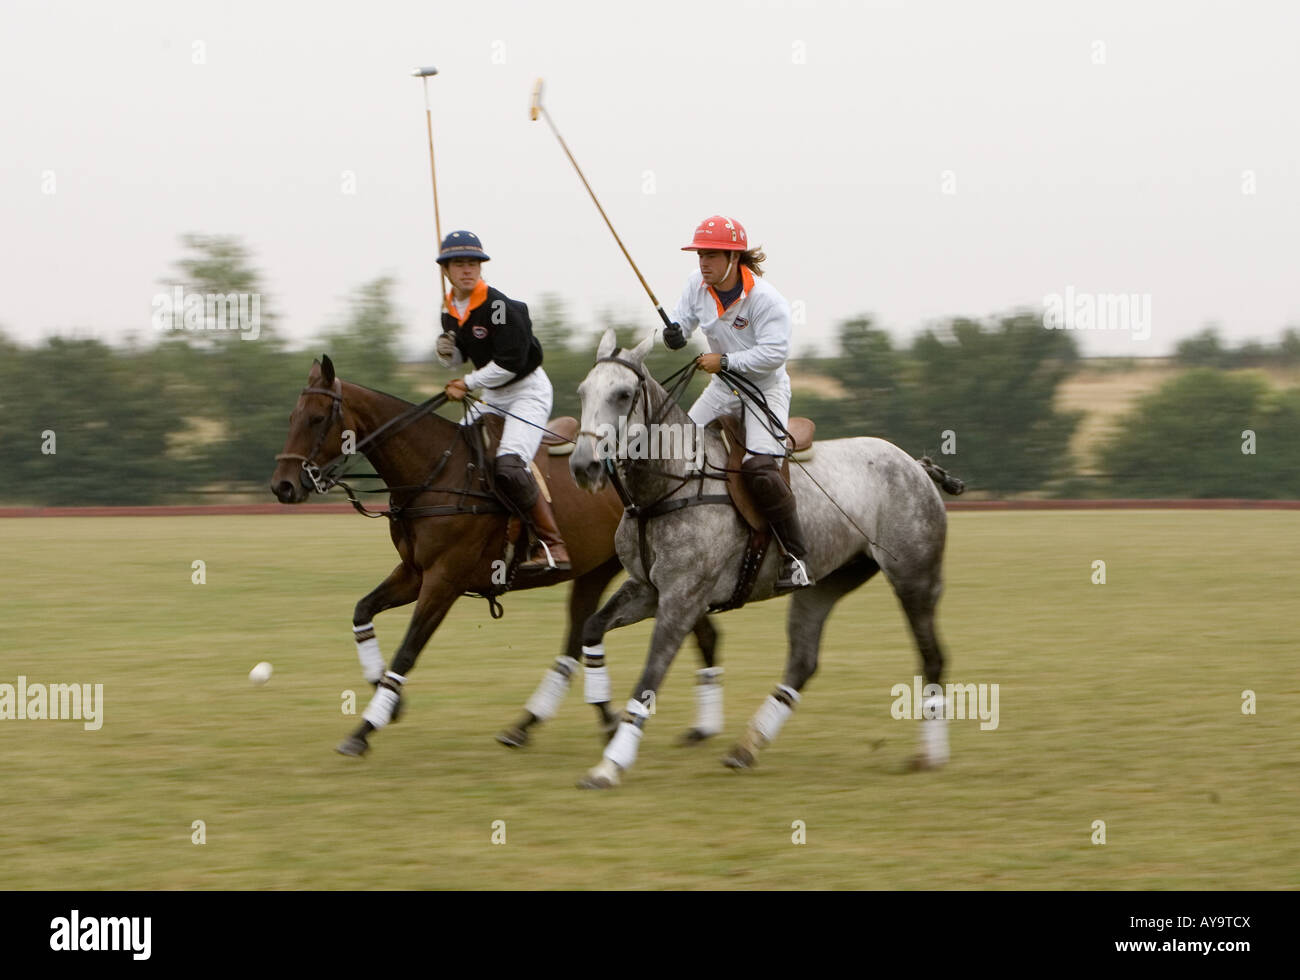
663, 215, 812, 591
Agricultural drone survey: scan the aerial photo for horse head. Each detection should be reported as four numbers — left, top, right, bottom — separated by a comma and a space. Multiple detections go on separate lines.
570, 328, 657, 492
270, 355, 349, 503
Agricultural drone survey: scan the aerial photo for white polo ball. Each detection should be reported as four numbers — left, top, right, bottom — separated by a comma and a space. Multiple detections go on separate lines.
249, 661, 273, 686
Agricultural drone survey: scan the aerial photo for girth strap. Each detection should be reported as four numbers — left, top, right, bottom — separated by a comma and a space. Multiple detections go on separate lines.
708, 526, 773, 613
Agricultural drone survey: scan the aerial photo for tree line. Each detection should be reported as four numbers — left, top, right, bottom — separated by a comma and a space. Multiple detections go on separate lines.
1, 235, 1296, 505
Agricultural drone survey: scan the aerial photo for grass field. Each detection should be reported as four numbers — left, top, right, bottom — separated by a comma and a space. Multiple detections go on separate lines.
1, 512, 1297, 890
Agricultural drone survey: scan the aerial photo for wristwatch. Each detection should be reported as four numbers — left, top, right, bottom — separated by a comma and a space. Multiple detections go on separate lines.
720, 354, 729, 372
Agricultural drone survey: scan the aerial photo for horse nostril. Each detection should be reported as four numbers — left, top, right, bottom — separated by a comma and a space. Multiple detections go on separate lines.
586, 461, 603, 483
273, 481, 295, 501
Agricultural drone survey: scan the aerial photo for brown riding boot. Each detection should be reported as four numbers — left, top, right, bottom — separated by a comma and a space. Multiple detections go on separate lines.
521, 489, 571, 572
741, 455, 814, 591
494, 454, 571, 572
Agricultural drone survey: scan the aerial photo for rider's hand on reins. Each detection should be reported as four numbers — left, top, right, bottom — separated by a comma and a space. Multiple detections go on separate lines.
696, 353, 723, 374
445, 378, 469, 401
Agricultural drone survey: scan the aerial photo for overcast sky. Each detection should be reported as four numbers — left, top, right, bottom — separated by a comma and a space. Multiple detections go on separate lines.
2, 0, 1296, 359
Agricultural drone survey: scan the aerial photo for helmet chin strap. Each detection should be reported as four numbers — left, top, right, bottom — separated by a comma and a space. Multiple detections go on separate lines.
721, 253, 735, 287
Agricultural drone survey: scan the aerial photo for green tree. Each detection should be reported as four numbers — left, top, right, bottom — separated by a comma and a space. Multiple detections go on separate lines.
1097, 370, 1299, 497
904, 314, 1081, 493
319, 276, 404, 391
161, 234, 301, 487
1174, 327, 1229, 368
531, 293, 576, 352
820, 316, 912, 442
1278, 327, 1300, 366
7, 339, 175, 504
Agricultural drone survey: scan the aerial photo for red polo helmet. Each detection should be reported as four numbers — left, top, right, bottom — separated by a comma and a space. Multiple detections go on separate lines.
681, 215, 748, 251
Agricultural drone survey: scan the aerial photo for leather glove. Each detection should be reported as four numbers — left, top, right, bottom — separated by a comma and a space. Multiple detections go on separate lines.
436, 332, 456, 359
663, 322, 687, 350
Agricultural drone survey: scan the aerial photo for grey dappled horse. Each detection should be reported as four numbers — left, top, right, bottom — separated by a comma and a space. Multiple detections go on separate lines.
568, 329, 959, 788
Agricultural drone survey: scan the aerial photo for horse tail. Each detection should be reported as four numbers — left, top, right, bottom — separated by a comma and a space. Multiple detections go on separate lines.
918, 456, 965, 495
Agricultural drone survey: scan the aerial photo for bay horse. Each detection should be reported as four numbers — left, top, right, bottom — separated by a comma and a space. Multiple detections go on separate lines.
568, 330, 963, 788
268, 355, 721, 756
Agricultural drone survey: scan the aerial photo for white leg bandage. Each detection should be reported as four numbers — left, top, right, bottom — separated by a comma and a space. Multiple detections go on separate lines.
602, 698, 651, 771
362, 671, 406, 729
920, 693, 950, 764
751, 684, 800, 746
353, 622, 385, 684
524, 656, 579, 721
693, 667, 724, 735
582, 644, 611, 703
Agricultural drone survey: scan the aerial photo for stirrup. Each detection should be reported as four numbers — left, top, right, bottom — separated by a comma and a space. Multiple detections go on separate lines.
522, 539, 569, 571
536, 540, 556, 569
776, 556, 813, 591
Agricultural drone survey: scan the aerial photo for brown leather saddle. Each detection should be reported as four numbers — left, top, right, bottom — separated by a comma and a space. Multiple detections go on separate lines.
712, 415, 815, 531
540, 416, 580, 453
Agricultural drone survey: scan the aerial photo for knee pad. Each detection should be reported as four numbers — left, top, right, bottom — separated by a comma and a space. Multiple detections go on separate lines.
741, 455, 796, 520
494, 454, 539, 510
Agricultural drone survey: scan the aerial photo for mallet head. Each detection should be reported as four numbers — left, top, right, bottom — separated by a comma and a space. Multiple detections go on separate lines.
530, 78, 544, 121
412, 66, 439, 77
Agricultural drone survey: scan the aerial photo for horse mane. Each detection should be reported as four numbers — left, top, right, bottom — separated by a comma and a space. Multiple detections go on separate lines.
340, 378, 460, 433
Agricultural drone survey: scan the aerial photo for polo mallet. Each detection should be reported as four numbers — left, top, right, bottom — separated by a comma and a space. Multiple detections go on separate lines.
530, 78, 672, 331
413, 66, 452, 316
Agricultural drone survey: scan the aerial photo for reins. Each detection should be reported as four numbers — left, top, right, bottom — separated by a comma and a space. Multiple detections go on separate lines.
586, 352, 895, 562
275, 386, 504, 521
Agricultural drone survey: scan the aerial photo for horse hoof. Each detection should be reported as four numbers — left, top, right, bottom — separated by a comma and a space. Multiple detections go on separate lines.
907, 754, 945, 772
721, 745, 755, 769
577, 760, 621, 789
496, 726, 529, 748
336, 736, 369, 757
677, 727, 718, 746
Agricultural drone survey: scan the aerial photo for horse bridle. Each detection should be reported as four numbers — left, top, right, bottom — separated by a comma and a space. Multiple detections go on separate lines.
275, 382, 454, 497
576, 350, 678, 452
274, 384, 345, 494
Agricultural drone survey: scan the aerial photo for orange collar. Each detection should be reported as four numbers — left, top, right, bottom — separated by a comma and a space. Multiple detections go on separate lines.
447, 279, 489, 325
707, 265, 755, 317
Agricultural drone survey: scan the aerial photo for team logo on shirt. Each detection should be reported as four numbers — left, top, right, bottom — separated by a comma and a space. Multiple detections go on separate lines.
472, 325, 488, 339
733, 316, 749, 329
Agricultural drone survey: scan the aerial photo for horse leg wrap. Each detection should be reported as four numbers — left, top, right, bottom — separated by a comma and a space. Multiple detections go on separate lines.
749, 684, 800, 748
693, 667, 725, 736
602, 698, 651, 770
524, 656, 580, 722
362, 671, 405, 729
582, 644, 610, 704
353, 622, 385, 685
920, 693, 950, 765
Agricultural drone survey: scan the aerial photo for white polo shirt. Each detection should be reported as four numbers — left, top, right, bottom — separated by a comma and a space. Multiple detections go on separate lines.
671, 266, 792, 385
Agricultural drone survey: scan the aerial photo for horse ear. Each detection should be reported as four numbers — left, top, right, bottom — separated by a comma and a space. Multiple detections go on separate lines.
628, 330, 655, 365
308, 358, 322, 382
321, 355, 335, 385
595, 328, 617, 360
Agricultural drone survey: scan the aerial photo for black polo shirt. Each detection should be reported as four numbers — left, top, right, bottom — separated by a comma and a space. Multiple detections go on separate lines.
441, 283, 543, 387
